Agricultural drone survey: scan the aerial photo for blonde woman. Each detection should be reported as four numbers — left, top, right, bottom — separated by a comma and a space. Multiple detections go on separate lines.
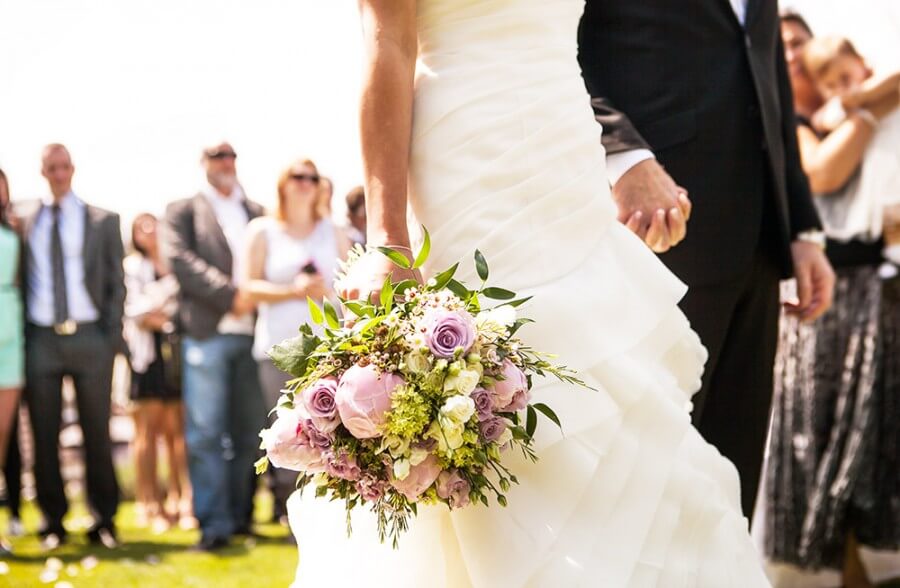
243, 159, 348, 522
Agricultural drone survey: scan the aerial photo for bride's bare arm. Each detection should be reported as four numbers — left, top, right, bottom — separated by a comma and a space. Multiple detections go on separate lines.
358, 0, 417, 249
339, 0, 419, 301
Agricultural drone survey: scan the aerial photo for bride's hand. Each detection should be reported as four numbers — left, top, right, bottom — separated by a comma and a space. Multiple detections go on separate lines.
336, 249, 422, 303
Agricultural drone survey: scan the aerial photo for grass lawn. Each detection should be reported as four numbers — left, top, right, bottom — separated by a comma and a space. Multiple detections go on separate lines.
0, 493, 297, 587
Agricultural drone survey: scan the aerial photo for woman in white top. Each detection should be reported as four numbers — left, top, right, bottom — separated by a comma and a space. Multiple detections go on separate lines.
243, 158, 348, 523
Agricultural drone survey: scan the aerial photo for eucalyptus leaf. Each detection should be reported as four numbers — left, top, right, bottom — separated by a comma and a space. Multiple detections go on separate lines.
482, 287, 516, 300
380, 275, 395, 312
474, 249, 489, 281
431, 262, 459, 291
323, 299, 341, 330
307, 296, 324, 325
376, 247, 412, 269
413, 227, 431, 269
525, 405, 537, 438
533, 402, 562, 429
446, 279, 470, 301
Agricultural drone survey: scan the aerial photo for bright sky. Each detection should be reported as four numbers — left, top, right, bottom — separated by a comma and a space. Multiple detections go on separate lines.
2, 1, 898, 232
0, 0, 364, 222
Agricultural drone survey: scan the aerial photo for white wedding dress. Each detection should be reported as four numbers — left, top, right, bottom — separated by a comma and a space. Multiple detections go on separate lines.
289, 0, 771, 585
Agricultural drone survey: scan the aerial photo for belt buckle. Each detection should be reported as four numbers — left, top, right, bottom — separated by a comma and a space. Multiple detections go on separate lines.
54, 319, 78, 336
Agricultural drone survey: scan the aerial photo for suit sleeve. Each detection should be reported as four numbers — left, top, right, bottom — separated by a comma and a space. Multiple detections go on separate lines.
590, 96, 652, 155
105, 213, 127, 352
163, 200, 235, 315
775, 34, 823, 235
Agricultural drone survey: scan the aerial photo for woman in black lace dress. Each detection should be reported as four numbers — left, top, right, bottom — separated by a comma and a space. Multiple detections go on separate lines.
762, 11, 900, 588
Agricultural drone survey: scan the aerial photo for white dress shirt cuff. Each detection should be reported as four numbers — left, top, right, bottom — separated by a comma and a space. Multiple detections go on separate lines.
605, 149, 655, 187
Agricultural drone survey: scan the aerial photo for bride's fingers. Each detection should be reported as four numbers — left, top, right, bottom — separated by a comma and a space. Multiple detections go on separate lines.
666, 206, 686, 245
676, 190, 692, 221
625, 211, 644, 237
646, 209, 670, 252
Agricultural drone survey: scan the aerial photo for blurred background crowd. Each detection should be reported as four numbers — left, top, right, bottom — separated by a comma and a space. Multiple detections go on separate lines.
0, 1, 899, 587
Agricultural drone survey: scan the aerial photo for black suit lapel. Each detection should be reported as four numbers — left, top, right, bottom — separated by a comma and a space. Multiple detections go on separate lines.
744, 0, 762, 29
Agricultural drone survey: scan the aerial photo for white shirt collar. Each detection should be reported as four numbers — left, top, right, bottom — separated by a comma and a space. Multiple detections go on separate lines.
201, 183, 245, 206
41, 190, 82, 212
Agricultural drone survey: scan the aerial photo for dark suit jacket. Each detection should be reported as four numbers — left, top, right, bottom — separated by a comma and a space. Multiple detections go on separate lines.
18, 199, 126, 351
163, 192, 264, 340
578, 0, 822, 285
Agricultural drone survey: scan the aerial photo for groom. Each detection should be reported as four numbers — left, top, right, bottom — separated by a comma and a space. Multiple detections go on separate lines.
578, 0, 835, 519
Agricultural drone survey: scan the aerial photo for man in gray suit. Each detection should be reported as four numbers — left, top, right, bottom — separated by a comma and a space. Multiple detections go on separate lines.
21, 143, 125, 549
163, 141, 266, 551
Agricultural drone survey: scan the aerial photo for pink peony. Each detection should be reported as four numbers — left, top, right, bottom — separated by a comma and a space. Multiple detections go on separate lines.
301, 378, 340, 433
436, 470, 471, 509
390, 454, 441, 501
335, 364, 404, 439
261, 409, 327, 473
489, 359, 528, 410
505, 389, 531, 412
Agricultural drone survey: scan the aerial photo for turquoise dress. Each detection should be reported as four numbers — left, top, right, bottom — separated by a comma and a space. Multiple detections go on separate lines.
0, 225, 23, 388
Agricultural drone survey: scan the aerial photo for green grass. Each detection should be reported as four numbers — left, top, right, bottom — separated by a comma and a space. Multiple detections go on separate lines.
0, 494, 297, 587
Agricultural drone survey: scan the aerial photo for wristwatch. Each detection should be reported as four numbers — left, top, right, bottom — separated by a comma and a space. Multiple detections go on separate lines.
796, 229, 827, 250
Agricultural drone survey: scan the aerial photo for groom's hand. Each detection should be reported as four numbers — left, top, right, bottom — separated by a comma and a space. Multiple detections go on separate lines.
785, 241, 835, 322
613, 159, 691, 253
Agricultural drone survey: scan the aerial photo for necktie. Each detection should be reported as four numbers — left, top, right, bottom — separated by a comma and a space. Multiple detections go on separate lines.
51, 204, 69, 325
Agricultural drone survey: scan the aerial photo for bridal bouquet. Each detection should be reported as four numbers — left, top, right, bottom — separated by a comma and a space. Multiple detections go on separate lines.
256, 230, 586, 546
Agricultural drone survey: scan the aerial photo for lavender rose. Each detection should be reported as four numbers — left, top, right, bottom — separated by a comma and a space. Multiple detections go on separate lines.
423, 309, 476, 359
479, 416, 507, 442
436, 470, 471, 509
301, 378, 340, 433
489, 359, 528, 410
470, 387, 494, 421
336, 364, 404, 439
260, 409, 327, 473
325, 449, 362, 481
390, 454, 441, 501
304, 420, 333, 450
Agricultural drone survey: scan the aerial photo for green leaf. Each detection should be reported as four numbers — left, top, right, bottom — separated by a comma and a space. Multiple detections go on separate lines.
254, 456, 269, 475
525, 405, 537, 438
343, 301, 370, 318
307, 296, 324, 325
508, 318, 535, 337
481, 287, 516, 300
474, 249, 489, 281
533, 402, 562, 429
359, 314, 388, 335
267, 329, 321, 378
376, 247, 412, 269
431, 262, 459, 291
323, 299, 341, 330
380, 274, 395, 312
502, 296, 533, 308
413, 227, 431, 269
446, 279, 469, 301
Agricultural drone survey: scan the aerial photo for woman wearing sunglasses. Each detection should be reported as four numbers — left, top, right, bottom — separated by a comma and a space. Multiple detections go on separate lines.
242, 158, 349, 526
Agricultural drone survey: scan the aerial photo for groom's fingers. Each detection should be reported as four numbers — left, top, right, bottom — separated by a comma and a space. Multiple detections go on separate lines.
666, 207, 686, 245
646, 209, 671, 252
676, 190, 692, 221
789, 264, 813, 317
624, 211, 645, 238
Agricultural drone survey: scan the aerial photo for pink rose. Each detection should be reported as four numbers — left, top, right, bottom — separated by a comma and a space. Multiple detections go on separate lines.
505, 389, 531, 412
261, 409, 326, 473
436, 470, 471, 509
489, 359, 528, 410
335, 364, 404, 439
423, 309, 476, 359
390, 454, 441, 501
301, 378, 340, 433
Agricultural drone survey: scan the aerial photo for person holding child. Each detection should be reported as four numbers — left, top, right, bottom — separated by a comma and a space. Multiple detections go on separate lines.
759, 11, 900, 588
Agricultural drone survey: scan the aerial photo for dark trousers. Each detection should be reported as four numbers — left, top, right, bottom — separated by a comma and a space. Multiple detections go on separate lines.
679, 250, 781, 520
24, 323, 120, 534
3, 409, 22, 518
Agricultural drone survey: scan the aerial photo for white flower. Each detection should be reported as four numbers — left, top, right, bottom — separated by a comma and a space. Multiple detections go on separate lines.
440, 395, 476, 423
380, 435, 411, 458
409, 445, 430, 466
496, 428, 513, 446
393, 459, 411, 481
404, 351, 431, 374
443, 368, 481, 395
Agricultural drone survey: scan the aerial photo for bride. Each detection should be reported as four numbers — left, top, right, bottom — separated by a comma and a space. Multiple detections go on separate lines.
288, 0, 771, 586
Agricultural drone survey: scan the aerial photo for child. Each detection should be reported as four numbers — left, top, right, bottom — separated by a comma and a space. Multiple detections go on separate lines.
803, 35, 900, 260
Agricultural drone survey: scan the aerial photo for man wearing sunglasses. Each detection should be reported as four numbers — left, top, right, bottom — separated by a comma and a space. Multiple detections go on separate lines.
163, 141, 266, 551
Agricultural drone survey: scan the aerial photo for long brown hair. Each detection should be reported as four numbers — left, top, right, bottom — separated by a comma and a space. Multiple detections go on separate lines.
0, 168, 10, 229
